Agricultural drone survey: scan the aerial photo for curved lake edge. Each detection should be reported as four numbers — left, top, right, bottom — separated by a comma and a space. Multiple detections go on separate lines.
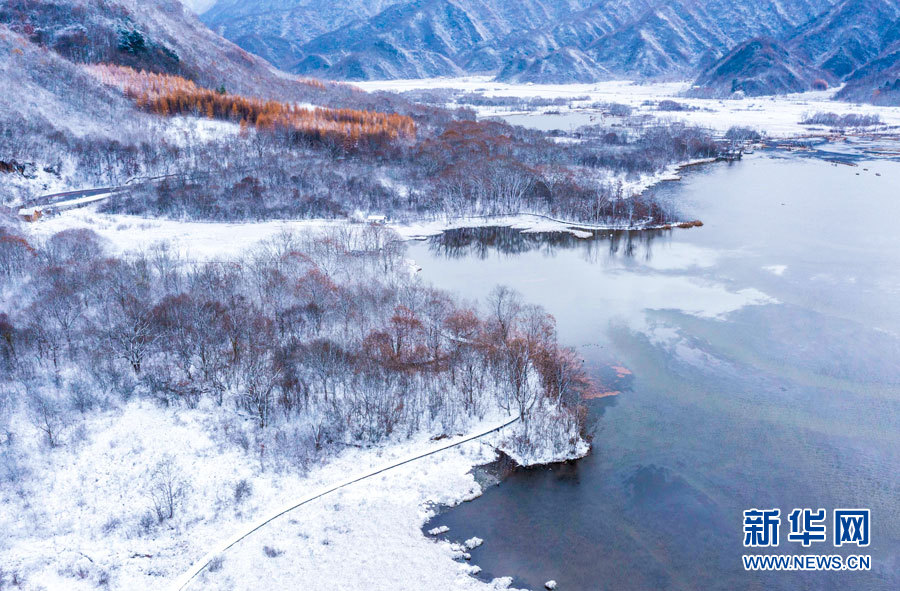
411, 140, 900, 591
395, 133, 900, 248
422, 449, 588, 586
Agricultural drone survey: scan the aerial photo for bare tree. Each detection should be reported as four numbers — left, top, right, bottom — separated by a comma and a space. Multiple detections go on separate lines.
147, 455, 188, 522
27, 390, 67, 448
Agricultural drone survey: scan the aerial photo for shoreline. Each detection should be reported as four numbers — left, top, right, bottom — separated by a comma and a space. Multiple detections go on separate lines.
19, 151, 715, 252
172, 417, 523, 591
421, 447, 590, 588
27, 135, 900, 247
185, 414, 590, 590
2, 398, 588, 591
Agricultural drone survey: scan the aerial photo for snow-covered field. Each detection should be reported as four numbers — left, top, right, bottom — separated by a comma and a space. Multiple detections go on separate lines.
3, 394, 580, 591
22, 197, 700, 260
357, 76, 900, 137
22, 209, 349, 260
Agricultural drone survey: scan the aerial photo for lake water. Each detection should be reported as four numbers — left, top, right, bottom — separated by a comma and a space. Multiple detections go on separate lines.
413, 147, 900, 590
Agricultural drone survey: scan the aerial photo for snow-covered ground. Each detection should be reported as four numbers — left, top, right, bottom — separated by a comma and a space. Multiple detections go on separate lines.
9, 207, 591, 591
2, 394, 579, 591
356, 76, 900, 137
22, 200, 699, 259
163, 116, 243, 147
22, 209, 347, 260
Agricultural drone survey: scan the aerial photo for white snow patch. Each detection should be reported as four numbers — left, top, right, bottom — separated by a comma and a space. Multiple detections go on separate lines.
464, 537, 484, 550
177, 0, 216, 14
164, 116, 243, 147
24, 209, 669, 260
2, 400, 534, 591
19, 192, 114, 217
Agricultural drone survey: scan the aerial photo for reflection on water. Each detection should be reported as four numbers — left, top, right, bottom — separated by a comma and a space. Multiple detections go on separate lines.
429, 226, 672, 263
416, 150, 900, 591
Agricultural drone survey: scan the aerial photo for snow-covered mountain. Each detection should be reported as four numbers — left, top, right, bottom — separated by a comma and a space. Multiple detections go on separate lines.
268, 0, 595, 79
0, 0, 325, 100
198, 0, 842, 82
837, 40, 900, 104
201, 0, 399, 70
497, 0, 840, 82
790, 0, 900, 78
692, 0, 900, 100
691, 38, 826, 97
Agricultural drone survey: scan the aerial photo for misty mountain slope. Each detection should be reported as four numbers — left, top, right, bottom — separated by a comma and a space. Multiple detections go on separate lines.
0, 0, 352, 103
497, 48, 610, 83
789, 0, 900, 78
203, 0, 842, 83
292, 0, 484, 79
451, 0, 598, 72
487, 0, 657, 80
691, 37, 826, 97
0, 26, 136, 136
201, 0, 397, 70
690, 0, 900, 102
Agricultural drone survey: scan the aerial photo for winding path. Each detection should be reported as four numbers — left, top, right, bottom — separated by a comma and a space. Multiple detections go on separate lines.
169, 416, 519, 591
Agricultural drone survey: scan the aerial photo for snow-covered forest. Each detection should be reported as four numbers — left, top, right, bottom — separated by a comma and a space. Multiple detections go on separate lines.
3, 57, 723, 226
0, 222, 591, 456
0, 15, 726, 227
0, 222, 594, 587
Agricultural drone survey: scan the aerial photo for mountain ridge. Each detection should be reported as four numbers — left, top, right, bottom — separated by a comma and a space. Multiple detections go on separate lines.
198, 0, 847, 84
691, 37, 827, 97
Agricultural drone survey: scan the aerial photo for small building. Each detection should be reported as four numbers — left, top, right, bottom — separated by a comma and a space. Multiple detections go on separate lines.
366, 214, 387, 225
18, 207, 41, 222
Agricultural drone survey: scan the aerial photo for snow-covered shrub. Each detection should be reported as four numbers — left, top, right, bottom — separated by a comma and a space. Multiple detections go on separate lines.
725, 126, 762, 142
26, 389, 69, 448
207, 555, 225, 572
147, 455, 189, 522
265, 424, 319, 473
233, 478, 253, 505
0, 446, 29, 486
101, 516, 122, 535
500, 401, 588, 467
263, 545, 283, 558
658, 99, 690, 111
800, 112, 882, 127
68, 378, 101, 414
138, 511, 156, 536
